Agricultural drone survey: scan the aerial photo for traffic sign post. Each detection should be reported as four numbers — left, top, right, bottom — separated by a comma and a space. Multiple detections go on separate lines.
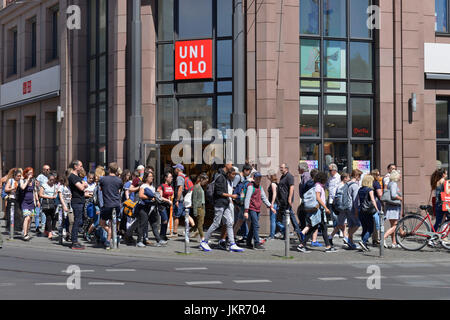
9, 202, 14, 240
285, 210, 290, 257
184, 208, 190, 254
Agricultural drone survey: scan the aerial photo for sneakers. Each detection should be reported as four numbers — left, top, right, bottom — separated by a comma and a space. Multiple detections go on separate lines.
274, 232, 284, 239
105, 241, 111, 250
23, 234, 31, 241
296, 245, 311, 253
310, 241, 323, 247
324, 247, 338, 253
259, 239, 266, 245
390, 243, 399, 249
156, 240, 168, 247
136, 242, 146, 248
358, 241, 370, 252
71, 242, 85, 250
383, 241, 389, 248
254, 243, 266, 250
200, 241, 212, 252
339, 230, 344, 238
229, 243, 244, 252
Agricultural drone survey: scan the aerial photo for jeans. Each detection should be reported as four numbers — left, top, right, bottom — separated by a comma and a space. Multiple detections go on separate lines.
35, 207, 46, 230
148, 208, 161, 242
269, 204, 278, 237
159, 207, 169, 239
434, 204, 446, 231
359, 211, 375, 244
71, 203, 85, 244
43, 208, 57, 233
278, 206, 302, 236
247, 210, 261, 245
127, 205, 148, 243
373, 211, 381, 231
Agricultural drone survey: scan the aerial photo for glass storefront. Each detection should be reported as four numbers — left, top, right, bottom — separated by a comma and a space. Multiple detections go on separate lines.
299, 0, 374, 173
437, 98, 450, 171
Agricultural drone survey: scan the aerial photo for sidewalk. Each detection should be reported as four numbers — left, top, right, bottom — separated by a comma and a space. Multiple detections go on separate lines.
2, 219, 450, 266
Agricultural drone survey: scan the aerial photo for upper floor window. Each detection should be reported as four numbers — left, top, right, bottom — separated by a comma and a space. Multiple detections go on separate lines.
26, 17, 37, 70
436, 0, 449, 33
7, 28, 18, 76
46, 6, 59, 62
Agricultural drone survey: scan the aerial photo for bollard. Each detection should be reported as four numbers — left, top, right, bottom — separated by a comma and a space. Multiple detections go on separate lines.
112, 208, 118, 249
285, 209, 290, 257
379, 211, 385, 257
9, 201, 15, 240
184, 208, 190, 254
58, 205, 63, 245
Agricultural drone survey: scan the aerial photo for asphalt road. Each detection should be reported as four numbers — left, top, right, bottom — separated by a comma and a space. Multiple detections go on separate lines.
1, 245, 450, 300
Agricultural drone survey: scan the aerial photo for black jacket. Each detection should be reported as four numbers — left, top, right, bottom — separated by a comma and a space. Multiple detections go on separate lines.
213, 168, 229, 209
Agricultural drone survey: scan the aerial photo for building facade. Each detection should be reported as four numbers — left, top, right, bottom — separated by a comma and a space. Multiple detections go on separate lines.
0, 0, 449, 222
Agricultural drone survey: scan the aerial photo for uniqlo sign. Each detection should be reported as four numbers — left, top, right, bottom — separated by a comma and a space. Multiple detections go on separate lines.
23, 81, 32, 95
175, 39, 213, 80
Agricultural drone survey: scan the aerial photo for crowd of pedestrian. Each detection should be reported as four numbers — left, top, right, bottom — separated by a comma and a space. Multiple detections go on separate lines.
0, 158, 443, 253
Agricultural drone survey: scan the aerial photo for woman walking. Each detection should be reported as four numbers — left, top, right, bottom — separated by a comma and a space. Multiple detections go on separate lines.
431, 168, 447, 231
357, 174, 381, 251
267, 171, 279, 240
383, 170, 403, 248
39, 173, 61, 239
4, 169, 23, 233
19, 167, 39, 241
157, 172, 174, 241
191, 173, 208, 241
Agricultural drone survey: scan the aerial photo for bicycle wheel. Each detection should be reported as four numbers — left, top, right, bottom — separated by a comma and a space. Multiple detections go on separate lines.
438, 221, 450, 250
395, 215, 431, 251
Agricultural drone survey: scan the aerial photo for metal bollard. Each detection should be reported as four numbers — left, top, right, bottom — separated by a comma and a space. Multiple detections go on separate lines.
285, 209, 290, 257
184, 208, 190, 254
379, 211, 385, 257
112, 208, 118, 249
9, 201, 15, 240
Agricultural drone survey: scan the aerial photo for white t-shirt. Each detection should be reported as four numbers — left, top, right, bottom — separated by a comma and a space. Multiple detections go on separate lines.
58, 185, 72, 205
41, 183, 58, 198
86, 182, 96, 193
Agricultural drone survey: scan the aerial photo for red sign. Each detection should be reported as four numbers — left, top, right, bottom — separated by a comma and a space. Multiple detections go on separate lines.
175, 39, 213, 80
22, 81, 32, 95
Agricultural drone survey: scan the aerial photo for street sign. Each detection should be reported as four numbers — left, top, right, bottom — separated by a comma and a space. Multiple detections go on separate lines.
175, 39, 213, 80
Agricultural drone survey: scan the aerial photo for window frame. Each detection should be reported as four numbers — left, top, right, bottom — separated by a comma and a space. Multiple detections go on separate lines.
436, 0, 450, 36
437, 96, 450, 171
155, 0, 233, 143
299, 0, 376, 172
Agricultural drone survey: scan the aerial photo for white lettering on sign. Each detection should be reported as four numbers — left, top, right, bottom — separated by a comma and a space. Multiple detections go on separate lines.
175, 39, 212, 80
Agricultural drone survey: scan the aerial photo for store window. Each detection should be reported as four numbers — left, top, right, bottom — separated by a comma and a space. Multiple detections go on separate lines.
156, 0, 233, 141
300, 0, 374, 173
88, 0, 108, 166
436, 0, 449, 33
437, 98, 450, 171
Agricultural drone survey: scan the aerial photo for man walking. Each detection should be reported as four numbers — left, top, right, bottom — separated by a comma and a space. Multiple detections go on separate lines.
200, 162, 244, 252
35, 164, 51, 235
172, 164, 195, 236
278, 163, 303, 240
68, 160, 88, 250
99, 162, 123, 250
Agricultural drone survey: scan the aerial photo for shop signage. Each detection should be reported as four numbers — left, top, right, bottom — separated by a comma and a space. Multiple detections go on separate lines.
300, 160, 318, 170
353, 160, 371, 174
0, 65, 60, 109
175, 39, 213, 80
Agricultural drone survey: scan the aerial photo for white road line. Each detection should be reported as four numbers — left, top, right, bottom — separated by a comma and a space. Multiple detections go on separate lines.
35, 283, 67, 286
232, 280, 272, 284
318, 277, 347, 281
0, 283, 16, 286
186, 281, 223, 285
175, 267, 208, 271
354, 276, 387, 280
105, 269, 136, 272
88, 282, 125, 286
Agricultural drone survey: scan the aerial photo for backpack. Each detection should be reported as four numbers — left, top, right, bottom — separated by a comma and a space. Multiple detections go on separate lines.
123, 199, 137, 217
334, 182, 355, 213
235, 180, 251, 206
303, 187, 319, 212
206, 173, 220, 204
180, 173, 194, 196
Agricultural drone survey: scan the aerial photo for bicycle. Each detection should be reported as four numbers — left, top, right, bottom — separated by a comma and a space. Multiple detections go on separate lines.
395, 205, 450, 251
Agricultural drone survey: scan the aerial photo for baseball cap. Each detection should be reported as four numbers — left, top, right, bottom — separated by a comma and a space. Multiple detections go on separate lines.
172, 164, 184, 171
137, 165, 145, 170
253, 172, 262, 178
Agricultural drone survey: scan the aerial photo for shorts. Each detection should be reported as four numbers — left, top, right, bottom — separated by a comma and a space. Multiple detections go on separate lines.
22, 209, 35, 217
173, 202, 186, 218
100, 207, 120, 221
335, 211, 347, 226
344, 210, 361, 228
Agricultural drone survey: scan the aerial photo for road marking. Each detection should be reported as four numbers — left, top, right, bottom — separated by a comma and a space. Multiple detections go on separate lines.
186, 281, 223, 285
61, 270, 95, 273
318, 277, 347, 281
88, 282, 125, 286
232, 279, 272, 284
35, 283, 67, 286
105, 269, 136, 272
0, 283, 15, 286
394, 263, 435, 268
354, 276, 387, 280
175, 267, 208, 271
